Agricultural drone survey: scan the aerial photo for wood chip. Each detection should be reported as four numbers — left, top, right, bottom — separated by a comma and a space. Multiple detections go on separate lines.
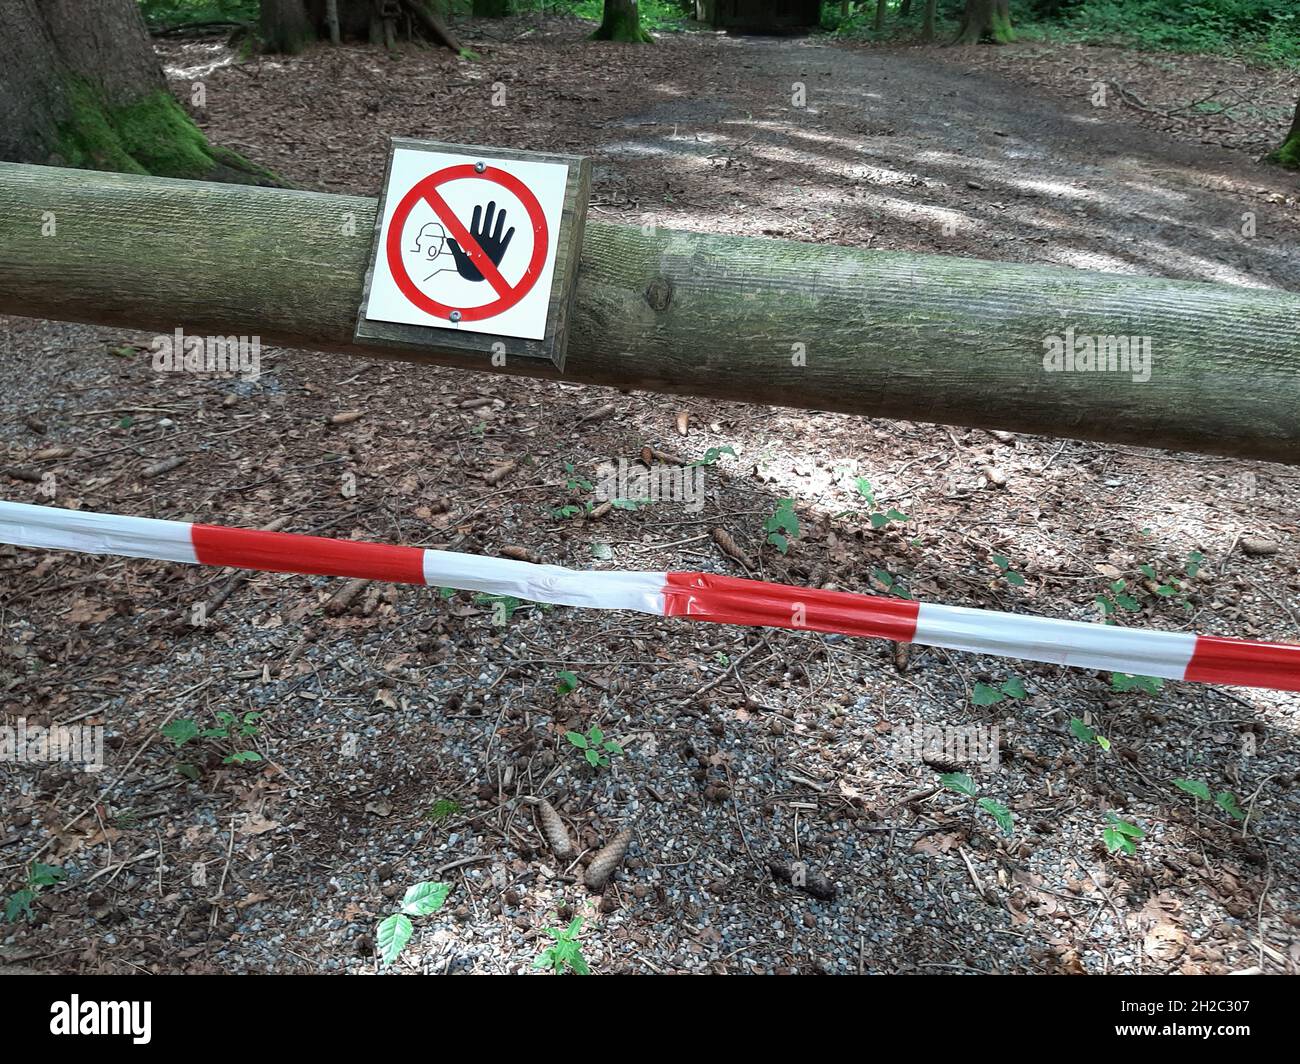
142, 456, 187, 478
484, 460, 516, 486
328, 410, 364, 425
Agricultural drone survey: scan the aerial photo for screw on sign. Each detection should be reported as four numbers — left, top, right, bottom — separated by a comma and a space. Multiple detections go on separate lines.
385, 162, 549, 325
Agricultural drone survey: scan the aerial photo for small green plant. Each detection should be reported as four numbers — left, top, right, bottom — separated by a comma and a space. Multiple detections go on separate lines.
764, 498, 800, 553
1103, 813, 1144, 856
4, 862, 65, 923
689, 445, 736, 468
991, 554, 1026, 587
1095, 578, 1141, 620
162, 711, 263, 774
562, 461, 593, 493
425, 799, 461, 825
1111, 673, 1163, 694
610, 497, 651, 511
534, 916, 590, 975
1069, 716, 1111, 752
1173, 778, 1246, 821
556, 670, 580, 695
474, 592, 550, 625
870, 567, 914, 600
940, 772, 1014, 836
376, 881, 452, 967
836, 477, 908, 529
550, 502, 592, 519
972, 675, 1027, 707
565, 725, 623, 769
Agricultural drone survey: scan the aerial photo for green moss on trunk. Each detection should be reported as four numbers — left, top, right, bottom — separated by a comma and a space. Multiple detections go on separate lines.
990, 10, 1015, 43
54, 81, 278, 185
591, 2, 653, 42
1270, 131, 1300, 169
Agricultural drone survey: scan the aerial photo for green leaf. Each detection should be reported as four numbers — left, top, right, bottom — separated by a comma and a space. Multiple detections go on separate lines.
174, 763, 200, 781
869, 513, 888, 529
853, 477, 875, 505
977, 798, 1014, 836
1185, 551, 1203, 578
1069, 717, 1096, 744
566, 916, 583, 938
4, 889, 35, 923
872, 568, 894, 590
971, 683, 1004, 707
1110, 817, 1144, 839
565, 731, 588, 750
885, 509, 909, 522
28, 863, 65, 888
1103, 827, 1135, 855
603, 741, 624, 755
584, 748, 600, 768
1111, 673, 1163, 694
1174, 778, 1211, 801
991, 554, 1010, 572
1214, 791, 1245, 820
1004, 571, 1026, 587
556, 670, 579, 695
161, 719, 199, 747
377, 913, 413, 967
587, 726, 604, 745
767, 532, 789, 554
1116, 593, 1141, 611
1095, 735, 1111, 752
1095, 595, 1115, 616
401, 881, 451, 917
222, 751, 262, 765
1000, 676, 1027, 699
1138, 564, 1158, 581
940, 772, 977, 797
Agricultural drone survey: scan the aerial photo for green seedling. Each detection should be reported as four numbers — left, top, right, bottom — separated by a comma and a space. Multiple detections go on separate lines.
565, 725, 623, 769
991, 554, 1026, 587
940, 772, 1014, 836
836, 477, 909, 529
4, 862, 65, 923
972, 675, 1027, 707
1111, 673, 1163, 695
162, 711, 263, 773
764, 498, 800, 554
1173, 778, 1246, 821
534, 916, 590, 975
556, 670, 580, 696
1103, 813, 1144, 856
376, 881, 452, 967
689, 445, 736, 468
1070, 716, 1111, 752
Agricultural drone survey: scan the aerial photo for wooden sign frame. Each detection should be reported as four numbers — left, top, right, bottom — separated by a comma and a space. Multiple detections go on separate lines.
354, 138, 591, 370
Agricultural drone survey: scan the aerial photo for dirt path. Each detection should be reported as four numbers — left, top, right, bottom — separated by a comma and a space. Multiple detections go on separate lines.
2, 22, 1297, 976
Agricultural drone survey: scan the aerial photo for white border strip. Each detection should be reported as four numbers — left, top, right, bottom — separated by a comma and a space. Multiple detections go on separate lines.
0, 500, 197, 565
422, 550, 665, 614
915, 602, 1197, 680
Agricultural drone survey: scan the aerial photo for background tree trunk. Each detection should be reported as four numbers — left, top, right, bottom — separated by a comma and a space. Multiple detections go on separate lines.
472, 0, 512, 15
1270, 95, 1300, 169
261, 0, 315, 52
899, 0, 913, 17
921, 0, 937, 41
260, 0, 460, 53
953, 0, 1013, 44
592, 0, 653, 42
0, 0, 274, 182
873, 0, 887, 32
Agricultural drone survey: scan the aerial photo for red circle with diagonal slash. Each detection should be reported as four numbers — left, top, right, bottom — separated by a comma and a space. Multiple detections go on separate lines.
385, 163, 548, 323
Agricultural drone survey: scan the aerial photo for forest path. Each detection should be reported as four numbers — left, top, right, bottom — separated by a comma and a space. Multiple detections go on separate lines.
597, 32, 1300, 290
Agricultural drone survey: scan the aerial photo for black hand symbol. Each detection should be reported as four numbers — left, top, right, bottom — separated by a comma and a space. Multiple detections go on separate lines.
447, 201, 515, 282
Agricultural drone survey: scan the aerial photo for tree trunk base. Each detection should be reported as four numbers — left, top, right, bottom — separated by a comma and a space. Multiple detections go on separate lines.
591, 13, 653, 42
953, 10, 1014, 44
53, 82, 279, 186
1269, 132, 1300, 170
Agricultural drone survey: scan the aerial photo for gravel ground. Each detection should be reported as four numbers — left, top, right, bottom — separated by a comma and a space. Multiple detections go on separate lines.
1, 20, 1298, 975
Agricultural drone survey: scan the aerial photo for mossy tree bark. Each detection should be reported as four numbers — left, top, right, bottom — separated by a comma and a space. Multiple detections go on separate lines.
1269, 95, 1300, 170
953, 0, 1013, 44
0, 0, 275, 184
592, 0, 653, 42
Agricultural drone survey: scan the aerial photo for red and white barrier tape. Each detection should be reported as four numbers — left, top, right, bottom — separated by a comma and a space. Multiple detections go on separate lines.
2, 500, 1297, 692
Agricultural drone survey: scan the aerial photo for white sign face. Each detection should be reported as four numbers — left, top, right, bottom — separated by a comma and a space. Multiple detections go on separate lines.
363, 147, 570, 341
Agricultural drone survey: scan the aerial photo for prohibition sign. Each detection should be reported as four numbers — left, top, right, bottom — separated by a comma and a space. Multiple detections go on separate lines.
384, 163, 549, 324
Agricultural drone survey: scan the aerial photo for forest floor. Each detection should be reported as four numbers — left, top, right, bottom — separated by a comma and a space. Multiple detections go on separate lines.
1, 18, 1298, 975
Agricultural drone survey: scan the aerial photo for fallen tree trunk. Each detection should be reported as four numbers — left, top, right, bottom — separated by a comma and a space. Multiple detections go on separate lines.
0, 162, 1297, 463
